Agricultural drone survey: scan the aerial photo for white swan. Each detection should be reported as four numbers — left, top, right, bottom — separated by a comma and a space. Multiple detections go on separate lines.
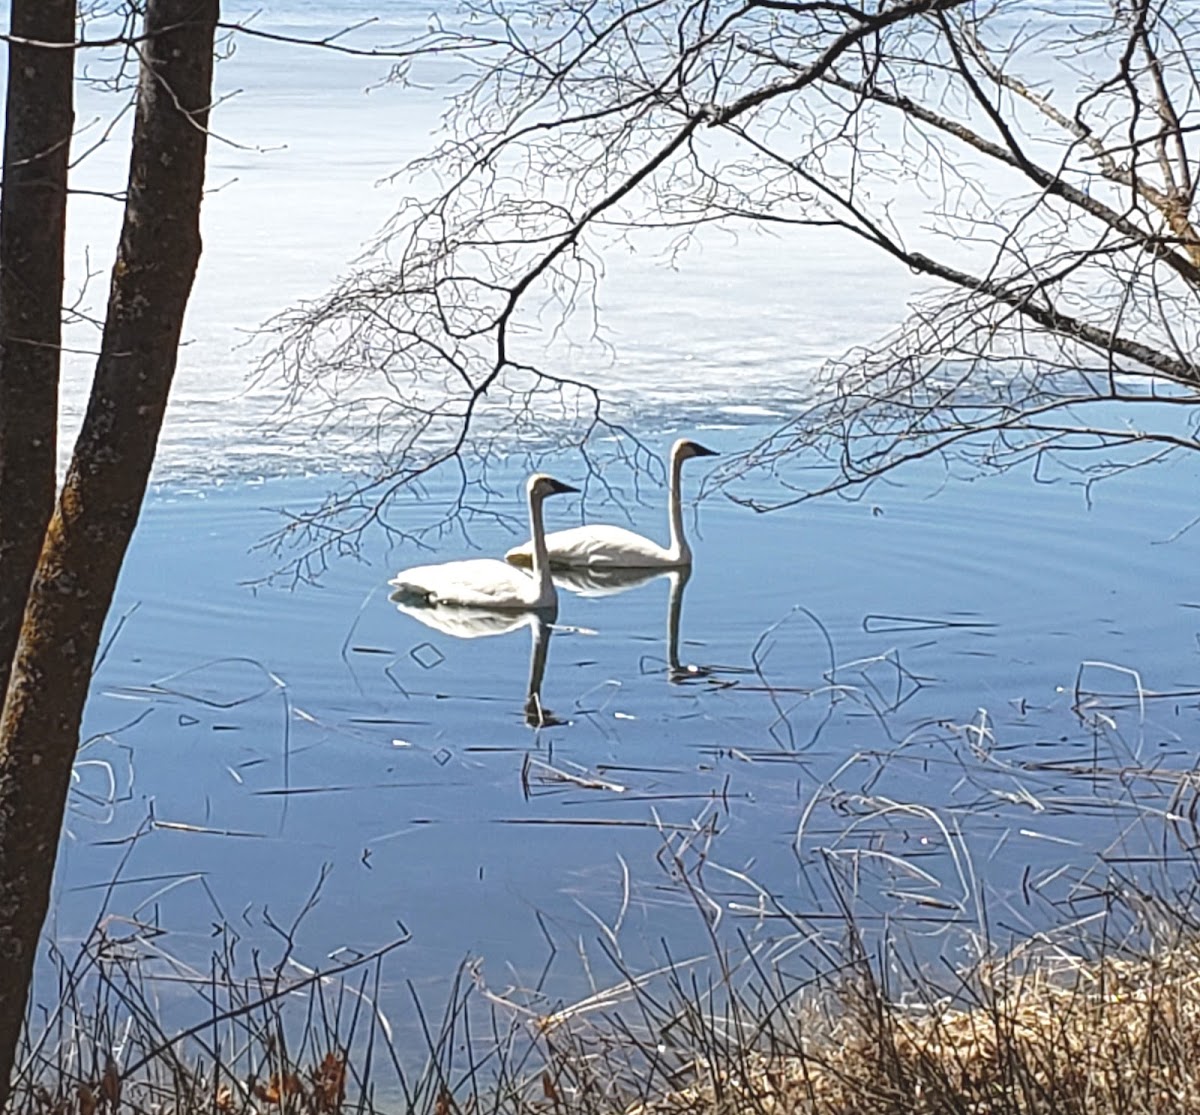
505, 438, 717, 569
389, 473, 577, 610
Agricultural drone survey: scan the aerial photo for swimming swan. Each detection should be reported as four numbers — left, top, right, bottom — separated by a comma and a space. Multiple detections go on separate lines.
505, 439, 717, 569
389, 473, 577, 610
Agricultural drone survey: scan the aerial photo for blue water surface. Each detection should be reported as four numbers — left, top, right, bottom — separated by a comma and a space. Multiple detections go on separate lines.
9, 0, 1198, 1054
44, 425, 1200, 1022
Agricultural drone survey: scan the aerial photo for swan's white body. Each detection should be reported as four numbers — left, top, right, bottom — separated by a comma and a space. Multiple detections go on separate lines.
505, 439, 717, 569
389, 474, 576, 610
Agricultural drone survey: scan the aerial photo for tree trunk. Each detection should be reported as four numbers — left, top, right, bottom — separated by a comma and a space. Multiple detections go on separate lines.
0, 0, 219, 1102
0, 0, 75, 705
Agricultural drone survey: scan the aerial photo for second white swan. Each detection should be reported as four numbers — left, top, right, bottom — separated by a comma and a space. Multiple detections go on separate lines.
389, 473, 577, 610
505, 438, 717, 569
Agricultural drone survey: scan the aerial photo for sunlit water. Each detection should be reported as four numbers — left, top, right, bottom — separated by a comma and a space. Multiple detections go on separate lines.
53, 444, 1200, 1003
58, 1, 916, 480
16, 0, 1200, 1039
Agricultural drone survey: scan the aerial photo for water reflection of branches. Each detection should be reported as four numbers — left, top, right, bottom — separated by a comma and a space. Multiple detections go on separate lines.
738, 605, 935, 751
68, 709, 147, 825
767, 681, 1200, 953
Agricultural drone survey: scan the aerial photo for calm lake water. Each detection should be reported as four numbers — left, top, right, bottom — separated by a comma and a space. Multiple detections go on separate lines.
51, 444, 1200, 1006
26, 0, 1200, 1034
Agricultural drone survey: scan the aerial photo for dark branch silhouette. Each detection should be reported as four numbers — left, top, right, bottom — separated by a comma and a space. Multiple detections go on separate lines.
261, 0, 1200, 556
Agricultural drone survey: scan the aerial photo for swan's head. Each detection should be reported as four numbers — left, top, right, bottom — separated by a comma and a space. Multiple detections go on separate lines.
672, 438, 719, 463
527, 472, 579, 501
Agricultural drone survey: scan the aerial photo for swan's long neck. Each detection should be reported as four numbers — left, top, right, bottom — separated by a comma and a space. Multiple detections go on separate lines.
666, 449, 690, 564
528, 489, 554, 602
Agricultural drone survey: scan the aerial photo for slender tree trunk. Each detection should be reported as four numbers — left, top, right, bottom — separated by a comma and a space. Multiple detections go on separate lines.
0, 1, 219, 1101
0, 1, 75, 704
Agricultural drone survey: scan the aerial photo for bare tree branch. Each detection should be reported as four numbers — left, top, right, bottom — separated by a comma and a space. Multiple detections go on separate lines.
261, 0, 1200, 560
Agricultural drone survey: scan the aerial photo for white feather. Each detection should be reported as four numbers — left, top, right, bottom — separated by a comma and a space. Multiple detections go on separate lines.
389, 473, 576, 610
505, 438, 716, 570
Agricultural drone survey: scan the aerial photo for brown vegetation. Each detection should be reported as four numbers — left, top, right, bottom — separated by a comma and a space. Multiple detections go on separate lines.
9, 910, 1200, 1115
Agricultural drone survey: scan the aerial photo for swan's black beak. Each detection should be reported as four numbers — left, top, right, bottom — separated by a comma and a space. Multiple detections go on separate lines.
692, 443, 719, 458
549, 478, 579, 495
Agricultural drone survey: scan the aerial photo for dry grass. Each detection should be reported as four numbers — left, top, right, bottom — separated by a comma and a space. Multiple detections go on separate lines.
10, 897, 1200, 1115
614, 942, 1200, 1115
17, 679, 1200, 1115
8, 919, 1200, 1115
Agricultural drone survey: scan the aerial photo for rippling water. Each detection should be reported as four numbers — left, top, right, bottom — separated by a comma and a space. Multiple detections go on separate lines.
48, 439, 1200, 1007
57, 1, 919, 483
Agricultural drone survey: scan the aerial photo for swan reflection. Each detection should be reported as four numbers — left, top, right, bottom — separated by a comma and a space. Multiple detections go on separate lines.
389, 593, 560, 727
552, 566, 706, 682
549, 564, 664, 598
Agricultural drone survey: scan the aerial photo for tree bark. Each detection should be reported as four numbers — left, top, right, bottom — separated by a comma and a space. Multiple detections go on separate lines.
0, 0, 219, 1101
0, 0, 75, 705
